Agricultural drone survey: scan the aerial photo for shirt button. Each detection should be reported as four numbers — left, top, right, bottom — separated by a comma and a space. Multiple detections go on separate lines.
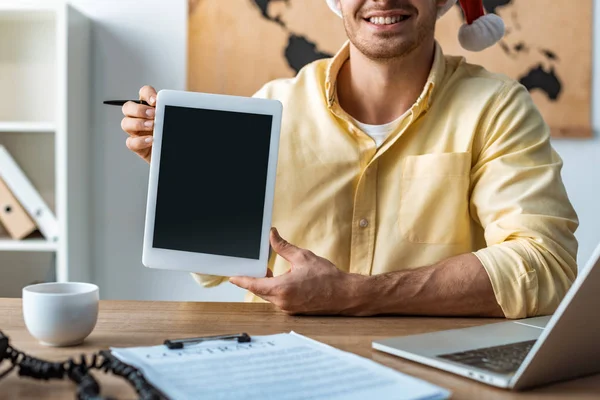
359, 219, 369, 228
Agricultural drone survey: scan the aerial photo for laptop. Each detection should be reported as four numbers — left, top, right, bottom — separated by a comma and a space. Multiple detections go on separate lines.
372, 242, 600, 390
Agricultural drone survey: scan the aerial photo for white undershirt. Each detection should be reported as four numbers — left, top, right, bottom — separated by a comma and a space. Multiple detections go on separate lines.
349, 114, 405, 148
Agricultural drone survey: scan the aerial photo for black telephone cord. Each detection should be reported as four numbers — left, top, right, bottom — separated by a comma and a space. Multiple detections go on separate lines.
0, 330, 166, 400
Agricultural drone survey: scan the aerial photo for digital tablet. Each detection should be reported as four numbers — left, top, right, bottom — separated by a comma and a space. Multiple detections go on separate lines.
142, 89, 282, 278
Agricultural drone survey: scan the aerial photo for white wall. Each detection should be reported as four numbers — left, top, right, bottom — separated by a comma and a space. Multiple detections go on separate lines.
73, 0, 598, 301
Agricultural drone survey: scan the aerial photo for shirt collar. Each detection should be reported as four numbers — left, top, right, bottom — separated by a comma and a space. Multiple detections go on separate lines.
325, 41, 446, 115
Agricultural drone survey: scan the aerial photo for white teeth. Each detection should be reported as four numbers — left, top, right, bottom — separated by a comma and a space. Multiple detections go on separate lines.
369, 15, 405, 25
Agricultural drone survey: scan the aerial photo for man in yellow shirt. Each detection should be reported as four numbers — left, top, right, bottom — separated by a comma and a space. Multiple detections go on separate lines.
120, 0, 578, 319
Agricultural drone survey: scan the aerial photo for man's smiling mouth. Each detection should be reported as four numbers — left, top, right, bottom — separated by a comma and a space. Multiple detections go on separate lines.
367, 15, 411, 25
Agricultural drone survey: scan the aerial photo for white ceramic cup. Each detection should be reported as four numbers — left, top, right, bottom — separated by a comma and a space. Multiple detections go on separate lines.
22, 282, 99, 347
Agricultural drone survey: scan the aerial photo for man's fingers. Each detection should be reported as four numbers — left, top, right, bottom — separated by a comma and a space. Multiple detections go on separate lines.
123, 85, 157, 119
121, 117, 154, 135
122, 101, 155, 119
138, 85, 158, 106
270, 227, 305, 264
229, 276, 276, 295
126, 135, 153, 152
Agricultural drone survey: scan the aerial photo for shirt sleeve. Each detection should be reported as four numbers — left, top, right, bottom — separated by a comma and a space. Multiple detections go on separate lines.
470, 81, 579, 319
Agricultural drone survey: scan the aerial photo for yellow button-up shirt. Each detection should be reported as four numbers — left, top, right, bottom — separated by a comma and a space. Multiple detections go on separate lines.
193, 42, 579, 319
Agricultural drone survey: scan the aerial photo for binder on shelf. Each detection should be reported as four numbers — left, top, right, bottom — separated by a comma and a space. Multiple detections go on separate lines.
0, 176, 37, 240
0, 145, 59, 242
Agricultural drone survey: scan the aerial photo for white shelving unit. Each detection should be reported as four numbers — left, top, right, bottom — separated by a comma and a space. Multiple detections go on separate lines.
0, 239, 58, 252
0, 1, 91, 293
0, 122, 56, 133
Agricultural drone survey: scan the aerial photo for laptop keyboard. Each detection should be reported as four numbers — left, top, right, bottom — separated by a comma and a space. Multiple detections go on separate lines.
438, 340, 536, 374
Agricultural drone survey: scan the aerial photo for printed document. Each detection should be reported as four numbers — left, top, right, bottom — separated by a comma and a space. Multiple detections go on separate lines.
111, 332, 450, 400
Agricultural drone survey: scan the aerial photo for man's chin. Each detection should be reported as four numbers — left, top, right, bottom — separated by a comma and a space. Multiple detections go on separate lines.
356, 41, 418, 61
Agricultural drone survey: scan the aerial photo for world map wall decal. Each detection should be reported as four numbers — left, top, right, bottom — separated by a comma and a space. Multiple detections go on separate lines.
187, 0, 592, 138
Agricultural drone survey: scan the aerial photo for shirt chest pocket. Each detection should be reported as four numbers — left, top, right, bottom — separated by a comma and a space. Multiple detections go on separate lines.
399, 152, 471, 245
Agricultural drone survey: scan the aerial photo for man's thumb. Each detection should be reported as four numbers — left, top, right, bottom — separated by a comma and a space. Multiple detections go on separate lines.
270, 227, 301, 263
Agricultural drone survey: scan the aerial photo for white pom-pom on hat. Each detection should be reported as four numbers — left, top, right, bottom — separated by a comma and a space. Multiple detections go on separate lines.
325, 0, 504, 52
459, 12, 504, 51
455, 0, 504, 51
437, 0, 505, 51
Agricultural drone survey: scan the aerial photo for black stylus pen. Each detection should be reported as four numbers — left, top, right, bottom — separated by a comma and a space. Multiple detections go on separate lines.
103, 99, 151, 106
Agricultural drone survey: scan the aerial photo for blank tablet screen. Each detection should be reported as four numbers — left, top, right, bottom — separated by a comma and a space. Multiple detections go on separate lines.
152, 105, 273, 260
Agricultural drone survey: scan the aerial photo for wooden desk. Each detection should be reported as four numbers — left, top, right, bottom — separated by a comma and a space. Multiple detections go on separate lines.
1, 299, 598, 399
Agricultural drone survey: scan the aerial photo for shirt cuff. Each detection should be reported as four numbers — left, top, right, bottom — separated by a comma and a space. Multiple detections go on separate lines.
190, 273, 229, 288
473, 239, 539, 319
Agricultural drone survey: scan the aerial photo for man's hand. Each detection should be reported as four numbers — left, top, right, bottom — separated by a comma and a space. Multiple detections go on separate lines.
121, 85, 157, 163
229, 228, 366, 315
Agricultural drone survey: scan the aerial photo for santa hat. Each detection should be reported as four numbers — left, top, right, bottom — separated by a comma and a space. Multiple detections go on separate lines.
325, 0, 504, 52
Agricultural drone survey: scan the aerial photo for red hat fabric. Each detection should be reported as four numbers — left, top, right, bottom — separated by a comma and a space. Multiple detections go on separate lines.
326, 0, 504, 52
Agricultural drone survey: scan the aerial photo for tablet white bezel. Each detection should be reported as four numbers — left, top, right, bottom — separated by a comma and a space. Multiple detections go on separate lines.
142, 89, 282, 278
